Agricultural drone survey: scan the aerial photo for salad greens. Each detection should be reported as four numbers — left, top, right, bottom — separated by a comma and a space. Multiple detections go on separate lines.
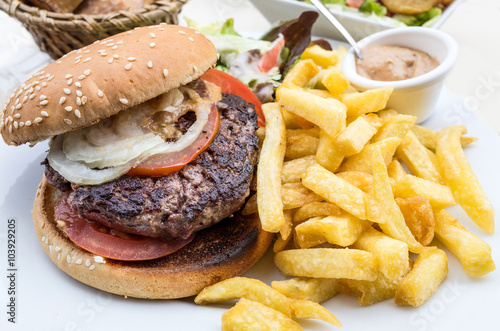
301, 0, 443, 27
186, 12, 320, 103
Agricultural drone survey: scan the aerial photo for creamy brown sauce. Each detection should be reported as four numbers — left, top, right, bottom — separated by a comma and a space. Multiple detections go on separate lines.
356, 44, 440, 81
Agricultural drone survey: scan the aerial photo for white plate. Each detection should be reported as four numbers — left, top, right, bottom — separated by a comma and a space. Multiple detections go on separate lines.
1, 86, 499, 331
250, 0, 463, 41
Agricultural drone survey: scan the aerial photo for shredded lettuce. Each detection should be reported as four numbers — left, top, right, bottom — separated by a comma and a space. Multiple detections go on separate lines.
359, 0, 387, 17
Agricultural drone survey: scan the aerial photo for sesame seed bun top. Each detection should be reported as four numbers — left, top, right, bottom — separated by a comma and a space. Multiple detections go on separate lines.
0, 24, 218, 146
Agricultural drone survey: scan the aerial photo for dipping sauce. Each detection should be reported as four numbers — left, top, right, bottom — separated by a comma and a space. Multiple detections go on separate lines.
356, 44, 440, 81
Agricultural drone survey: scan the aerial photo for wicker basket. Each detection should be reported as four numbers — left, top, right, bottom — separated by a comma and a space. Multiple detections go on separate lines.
0, 0, 188, 59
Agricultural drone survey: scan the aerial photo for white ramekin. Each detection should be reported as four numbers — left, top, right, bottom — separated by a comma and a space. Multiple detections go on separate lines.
342, 27, 458, 123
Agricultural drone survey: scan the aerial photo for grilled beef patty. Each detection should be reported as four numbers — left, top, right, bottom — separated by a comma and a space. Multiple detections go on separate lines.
45, 93, 259, 240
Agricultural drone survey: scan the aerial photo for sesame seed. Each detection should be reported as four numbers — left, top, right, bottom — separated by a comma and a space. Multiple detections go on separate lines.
194, 31, 200, 34
107, 43, 114, 47
113, 54, 119, 59
47, 75, 55, 81
128, 57, 136, 62
59, 97, 66, 104
150, 43, 155, 48
65, 74, 72, 79
55, 246, 61, 252
100, 52, 107, 56
40, 100, 48, 106
81, 96, 87, 105
112, 45, 118, 50
8, 125, 12, 133
19, 122, 24, 127
178, 30, 185, 34
75, 259, 82, 265
163, 69, 169, 77
41, 82, 47, 87
119, 98, 128, 105
41, 236, 45, 242
94, 256, 105, 263
63, 88, 71, 95
41, 111, 49, 117
76, 90, 83, 97
34, 117, 42, 123
98, 90, 104, 97
77, 97, 81, 106
57, 253, 61, 261
189, 37, 194, 42
67, 255, 72, 263
13, 121, 18, 129
108, 58, 114, 64
25, 120, 32, 126
35, 86, 41, 91
75, 82, 82, 88
147, 61, 153, 68
75, 55, 82, 60
75, 109, 81, 118
57, 61, 62, 64
22, 96, 28, 103
150, 33, 156, 38
85, 259, 91, 267
89, 265, 95, 271
83, 49, 90, 54
67, 78, 73, 85
49, 245, 53, 252
125, 63, 132, 70
65, 106, 73, 112
64, 119, 72, 125
83, 57, 91, 63
84, 69, 91, 76
78, 75, 86, 80
14, 113, 20, 118
116, 40, 123, 45
40, 95, 47, 100
75, 59, 81, 64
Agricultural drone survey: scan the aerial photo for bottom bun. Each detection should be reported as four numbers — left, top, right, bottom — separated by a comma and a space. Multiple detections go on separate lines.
33, 176, 273, 299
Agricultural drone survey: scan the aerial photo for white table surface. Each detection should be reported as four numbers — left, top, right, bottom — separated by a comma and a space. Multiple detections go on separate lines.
0, 1, 499, 331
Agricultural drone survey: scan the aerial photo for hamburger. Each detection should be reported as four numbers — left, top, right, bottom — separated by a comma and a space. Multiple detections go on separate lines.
0, 24, 273, 299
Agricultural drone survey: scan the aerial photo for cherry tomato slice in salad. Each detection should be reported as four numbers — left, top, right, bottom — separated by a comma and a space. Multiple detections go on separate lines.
201, 69, 265, 127
55, 193, 194, 261
127, 102, 220, 177
258, 38, 285, 73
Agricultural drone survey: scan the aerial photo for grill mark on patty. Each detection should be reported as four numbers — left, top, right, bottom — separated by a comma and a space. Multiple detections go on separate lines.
45, 93, 259, 240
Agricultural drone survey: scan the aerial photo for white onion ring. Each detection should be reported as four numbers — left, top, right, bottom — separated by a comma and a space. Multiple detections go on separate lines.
47, 135, 132, 186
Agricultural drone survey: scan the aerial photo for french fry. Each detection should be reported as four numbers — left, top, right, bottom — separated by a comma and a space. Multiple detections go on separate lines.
293, 201, 342, 224
301, 44, 338, 68
274, 248, 378, 280
336, 171, 374, 194
396, 197, 435, 246
286, 127, 320, 138
387, 159, 407, 180
221, 298, 303, 331
436, 125, 494, 234
195, 277, 292, 317
371, 150, 424, 253
282, 58, 320, 87
295, 214, 372, 248
395, 248, 448, 307
281, 155, 316, 184
290, 299, 342, 327
301, 163, 382, 222
286, 134, 319, 159
352, 227, 409, 281
271, 277, 339, 303
434, 209, 495, 277
281, 182, 324, 210
412, 124, 477, 151
321, 67, 350, 95
396, 130, 444, 184
315, 129, 344, 173
277, 87, 346, 138
394, 174, 456, 210
257, 103, 286, 232
371, 114, 417, 142
338, 271, 400, 306
339, 86, 393, 118
335, 116, 378, 156
339, 137, 401, 174
280, 209, 294, 241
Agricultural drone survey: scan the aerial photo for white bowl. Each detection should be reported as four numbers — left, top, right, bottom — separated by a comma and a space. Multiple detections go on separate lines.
342, 27, 458, 123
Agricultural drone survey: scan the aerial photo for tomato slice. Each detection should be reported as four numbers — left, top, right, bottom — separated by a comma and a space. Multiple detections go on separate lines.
346, 0, 364, 9
258, 38, 285, 73
127, 102, 220, 177
201, 69, 265, 127
55, 193, 194, 261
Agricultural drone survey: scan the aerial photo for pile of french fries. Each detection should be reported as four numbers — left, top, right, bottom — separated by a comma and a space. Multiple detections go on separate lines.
195, 45, 495, 330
